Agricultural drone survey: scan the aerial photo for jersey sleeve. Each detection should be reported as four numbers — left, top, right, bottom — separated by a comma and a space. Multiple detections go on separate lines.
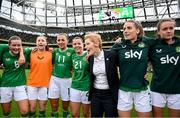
69, 47, 76, 54
52, 48, 57, 64
0, 44, 9, 62
24, 47, 32, 63
69, 48, 74, 69
143, 36, 156, 47
111, 43, 119, 51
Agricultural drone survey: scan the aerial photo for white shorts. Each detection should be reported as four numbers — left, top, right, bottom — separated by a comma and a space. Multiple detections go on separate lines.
48, 76, 71, 101
0, 85, 28, 103
151, 91, 180, 109
27, 86, 48, 100
117, 89, 152, 112
70, 88, 90, 104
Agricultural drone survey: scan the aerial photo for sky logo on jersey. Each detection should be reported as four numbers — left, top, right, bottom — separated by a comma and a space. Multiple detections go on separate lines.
125, 50, 142, 59
160, 55, 179, 65
176, 46, 180, 53
138, 42, 145, 48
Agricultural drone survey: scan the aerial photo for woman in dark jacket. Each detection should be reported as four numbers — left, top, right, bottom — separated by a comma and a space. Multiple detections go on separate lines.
84, 32, 119, 117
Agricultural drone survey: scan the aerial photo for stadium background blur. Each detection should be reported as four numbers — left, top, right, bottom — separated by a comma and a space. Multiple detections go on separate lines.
0, 0, 179, 116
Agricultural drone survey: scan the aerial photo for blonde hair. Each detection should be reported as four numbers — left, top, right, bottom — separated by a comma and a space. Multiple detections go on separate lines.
125, 20, 144, 37
84, 32, 102, 49
37, 35, 47, 40
57, 33, 69, 41
72, 37, 83, 43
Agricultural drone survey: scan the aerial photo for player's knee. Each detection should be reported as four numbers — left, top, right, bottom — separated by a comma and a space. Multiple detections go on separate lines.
83, 111, 90, 117
52, 103, 58, 108
19, 108, 29, 115
72, 112, 79, 117
62, 102, 69, 110
30, 105, 36, 112
51, 103, 58, 111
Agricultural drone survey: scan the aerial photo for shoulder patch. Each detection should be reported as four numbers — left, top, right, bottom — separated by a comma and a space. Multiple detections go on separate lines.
176, 46, 180, 53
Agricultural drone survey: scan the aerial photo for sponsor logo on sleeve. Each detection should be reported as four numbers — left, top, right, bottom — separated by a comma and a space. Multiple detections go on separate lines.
121, 45, 126, 48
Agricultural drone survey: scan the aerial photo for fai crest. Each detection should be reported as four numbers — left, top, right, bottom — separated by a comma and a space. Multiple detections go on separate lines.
138, 42, 145, 48
176, 46, 180, 53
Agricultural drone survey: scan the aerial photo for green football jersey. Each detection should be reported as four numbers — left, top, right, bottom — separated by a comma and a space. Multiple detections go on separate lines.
0, 50, 29, 87
71, 52, 90, 91
150, 37, 180, 94
0, 44, 9, 62
52, 48, 75, 78
24, 47, 32, 63
112, 37, 154, 92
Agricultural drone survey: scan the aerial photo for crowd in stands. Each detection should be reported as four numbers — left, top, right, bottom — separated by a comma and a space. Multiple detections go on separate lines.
0, 26, 121, 44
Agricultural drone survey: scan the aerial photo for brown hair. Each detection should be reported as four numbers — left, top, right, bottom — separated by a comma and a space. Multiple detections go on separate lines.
8, 35, 22, 45
84, 32, 102, 50
125, 20, 144, 37
156, 18, 176, 38
36, 35, 49, 51
8, 35, 22, 57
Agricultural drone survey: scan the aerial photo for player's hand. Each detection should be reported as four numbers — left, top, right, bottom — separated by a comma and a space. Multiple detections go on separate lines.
115, 37, 122, 43
85, 52, 92, 62
31, 46, 38, 52
144, 73, 148, 80
49, 47, 54, 52
18, 46, 25, 65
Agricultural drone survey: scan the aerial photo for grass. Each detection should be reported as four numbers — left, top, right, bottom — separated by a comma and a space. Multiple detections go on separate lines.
0, 70, 168, 117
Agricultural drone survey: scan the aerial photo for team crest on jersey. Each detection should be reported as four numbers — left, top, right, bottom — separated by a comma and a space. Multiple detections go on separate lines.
5, 58, 10, 61
66, 52, 71, 56
176, 46, 180, 53
138, 42, 145, 48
